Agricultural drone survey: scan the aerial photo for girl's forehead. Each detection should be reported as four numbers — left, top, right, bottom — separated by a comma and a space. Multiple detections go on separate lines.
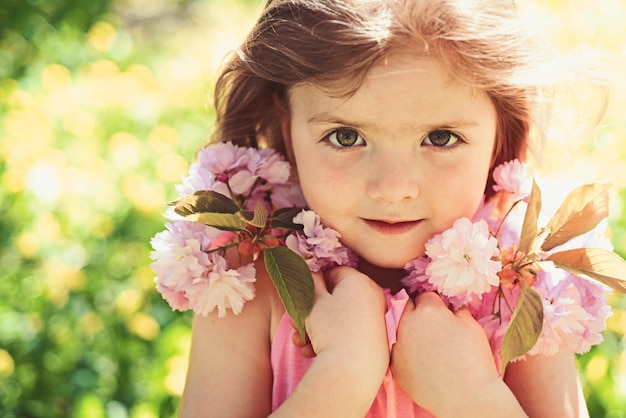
288, 53, 494, 126
289, 53, 475, 100
368, 53, 484, 101
366, 53, 451, 82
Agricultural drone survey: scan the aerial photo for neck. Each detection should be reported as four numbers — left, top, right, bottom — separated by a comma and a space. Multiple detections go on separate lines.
357, 259, 406, 293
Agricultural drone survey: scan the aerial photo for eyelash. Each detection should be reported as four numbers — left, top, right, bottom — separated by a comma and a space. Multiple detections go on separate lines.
322, 128, 465, 150
323, 128, 366, 149
422, 130, 465, 151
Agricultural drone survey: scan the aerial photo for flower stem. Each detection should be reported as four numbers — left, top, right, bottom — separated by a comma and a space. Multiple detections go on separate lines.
494, 198, 524, 238
205, 242, 239, 255
241, 177, 263, 207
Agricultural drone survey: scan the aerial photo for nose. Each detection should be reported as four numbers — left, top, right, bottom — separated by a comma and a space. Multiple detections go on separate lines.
366, 149, 420, 203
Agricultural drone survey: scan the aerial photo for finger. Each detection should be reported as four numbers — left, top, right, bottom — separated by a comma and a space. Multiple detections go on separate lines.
412, 292, 455, 320
291, 331, 316, 357
311, 271, 328, 298
299, 343, 317, 358
413, 291, 445, 307
455, 306, 473, 318
454, 306, 480, 325
291, 329, 309, 346
324, 266, 358, 293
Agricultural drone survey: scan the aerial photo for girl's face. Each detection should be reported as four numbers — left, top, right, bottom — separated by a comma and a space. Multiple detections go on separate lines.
287, 53, 497, 270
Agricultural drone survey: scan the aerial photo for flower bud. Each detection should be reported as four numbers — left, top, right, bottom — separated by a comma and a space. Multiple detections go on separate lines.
216, 172, 229, 183
262, 235, 280, 249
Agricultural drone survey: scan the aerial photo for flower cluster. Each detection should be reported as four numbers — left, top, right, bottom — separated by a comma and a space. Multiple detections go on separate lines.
286, 210, 358, 272
150, 220, 253, 316
426, 218, 501, 305
175, 141, 306, 216
150, 142, 353, 320
402, 159, 617, 370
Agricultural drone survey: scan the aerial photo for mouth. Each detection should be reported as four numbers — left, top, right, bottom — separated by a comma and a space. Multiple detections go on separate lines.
363, 219, 422, 235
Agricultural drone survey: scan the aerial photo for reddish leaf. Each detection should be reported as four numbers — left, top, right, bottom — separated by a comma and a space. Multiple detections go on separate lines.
501, 284, 544, 372
518, 179, 542, 255
541, 183, 610, 251
546, 248, 626, 293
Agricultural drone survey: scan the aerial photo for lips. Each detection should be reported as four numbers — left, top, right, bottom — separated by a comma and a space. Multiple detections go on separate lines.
363, 219, 422, 235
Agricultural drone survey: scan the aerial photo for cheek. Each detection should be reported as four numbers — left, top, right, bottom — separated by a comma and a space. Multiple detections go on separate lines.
292, 149, 332, 210
293, 158, 359, 232
296, 162, 341, 212
434, 158, 491, 217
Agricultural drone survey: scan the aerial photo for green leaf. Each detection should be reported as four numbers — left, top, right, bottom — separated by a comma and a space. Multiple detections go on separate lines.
169, 190, 251, 231
501, 284, 543, 372
183, 212, 248, 231
518, 179, 542, 255
271, 207, 305, 231
169, 190, 240, 216
264, 246, 315, 340
541, 183, 610, 252
546, 248, 626, 293
239, 202, 269, 228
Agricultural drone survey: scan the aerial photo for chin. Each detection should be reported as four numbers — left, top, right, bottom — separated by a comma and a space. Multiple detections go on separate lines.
359, 250, 423, 270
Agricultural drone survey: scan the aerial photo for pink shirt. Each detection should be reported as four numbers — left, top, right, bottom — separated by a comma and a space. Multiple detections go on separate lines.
271, 289, 435, 417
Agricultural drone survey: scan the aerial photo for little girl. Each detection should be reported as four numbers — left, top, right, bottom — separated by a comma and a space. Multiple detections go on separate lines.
152, 0, 618, 416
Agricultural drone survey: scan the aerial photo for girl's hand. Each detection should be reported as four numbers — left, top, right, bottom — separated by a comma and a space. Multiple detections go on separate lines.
391, 292, 526, 417
305, 266, 389, 368
274, 267, 389, 418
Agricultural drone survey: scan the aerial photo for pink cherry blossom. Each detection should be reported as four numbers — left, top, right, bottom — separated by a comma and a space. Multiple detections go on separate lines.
492, 159, 532, 200
177, 142, 248, 196
529, 271, 611, 356
252, 149, 291, 185
402, 256, 430, 294
285, 210, 357, 272
425, 218, 501, 302
202, 141, 250, 173
529, 295, 590, 357
151, 221, 225, 310
185, 255, 257, 317
155, 286, 189, 312
227, 169, 260, 195
402, 256, 469, 309
177, 141, 300, 211
150, 220, 258, 317
269, 183, 307, 209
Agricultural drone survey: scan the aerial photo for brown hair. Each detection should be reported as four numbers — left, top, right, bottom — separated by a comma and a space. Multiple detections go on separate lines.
209, 0, 603, 196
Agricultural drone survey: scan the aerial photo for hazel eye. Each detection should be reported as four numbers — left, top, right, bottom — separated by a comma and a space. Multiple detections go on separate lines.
423, 130, 460, 147
327, 128, 365, 147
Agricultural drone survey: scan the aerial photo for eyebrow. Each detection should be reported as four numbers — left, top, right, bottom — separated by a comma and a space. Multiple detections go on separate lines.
306, 112, 481, 130
306, 113, 357, 125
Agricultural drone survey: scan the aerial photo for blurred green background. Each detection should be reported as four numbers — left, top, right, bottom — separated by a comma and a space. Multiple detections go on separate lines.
0, 0, 625, 417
